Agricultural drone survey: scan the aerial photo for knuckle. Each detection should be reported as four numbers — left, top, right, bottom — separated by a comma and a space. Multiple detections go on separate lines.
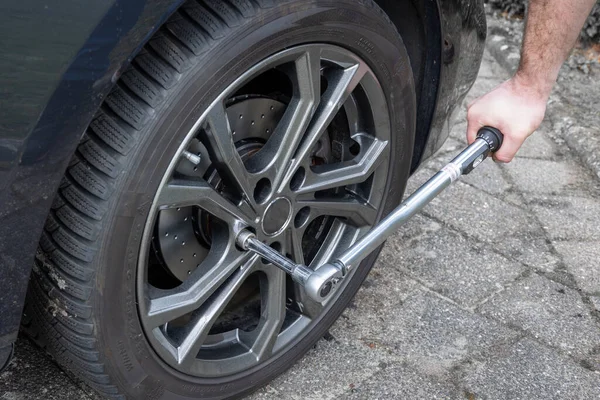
495, 154, 512, 163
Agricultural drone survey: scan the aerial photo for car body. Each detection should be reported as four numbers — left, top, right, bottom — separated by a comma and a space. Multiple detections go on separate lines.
0, 0, 485, 374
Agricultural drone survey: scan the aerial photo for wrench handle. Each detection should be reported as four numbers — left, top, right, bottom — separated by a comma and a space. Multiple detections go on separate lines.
459, 127, 504, 175
476, 126, 504, 153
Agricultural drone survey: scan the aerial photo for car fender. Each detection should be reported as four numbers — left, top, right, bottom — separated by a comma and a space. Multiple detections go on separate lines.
0, 0, 183, 351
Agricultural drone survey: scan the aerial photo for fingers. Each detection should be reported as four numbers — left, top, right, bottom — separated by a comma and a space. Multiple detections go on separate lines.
467, 101, 524, 163
492, 131, 524, 163
464, 78, 547, 163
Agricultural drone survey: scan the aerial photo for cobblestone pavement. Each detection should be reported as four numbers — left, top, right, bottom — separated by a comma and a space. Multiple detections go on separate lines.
2, 49, 600, 400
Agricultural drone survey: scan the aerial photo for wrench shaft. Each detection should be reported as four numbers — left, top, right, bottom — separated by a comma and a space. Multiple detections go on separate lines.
339, 137, 490, 271
239, 127, 504, 302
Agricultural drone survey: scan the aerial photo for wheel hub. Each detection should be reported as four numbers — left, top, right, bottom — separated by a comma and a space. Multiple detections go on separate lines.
261, 197, 292, 235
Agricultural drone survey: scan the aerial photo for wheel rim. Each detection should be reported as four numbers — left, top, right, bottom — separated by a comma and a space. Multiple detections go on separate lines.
137, 44, 391, 378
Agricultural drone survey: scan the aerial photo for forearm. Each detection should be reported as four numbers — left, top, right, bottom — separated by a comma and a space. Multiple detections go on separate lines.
466, 0, 595, 162
516, 0, 596, 97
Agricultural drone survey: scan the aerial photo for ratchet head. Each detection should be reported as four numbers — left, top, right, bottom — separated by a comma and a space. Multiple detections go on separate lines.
304, 262, 344, 302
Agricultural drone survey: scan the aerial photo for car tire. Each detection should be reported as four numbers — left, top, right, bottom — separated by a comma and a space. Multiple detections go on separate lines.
23, 1, 416, 398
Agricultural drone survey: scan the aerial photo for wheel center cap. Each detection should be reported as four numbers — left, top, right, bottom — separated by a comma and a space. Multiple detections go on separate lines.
262, 197, 292, 236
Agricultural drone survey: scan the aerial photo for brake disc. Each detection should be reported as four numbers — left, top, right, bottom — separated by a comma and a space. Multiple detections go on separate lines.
155, 96, 286, 282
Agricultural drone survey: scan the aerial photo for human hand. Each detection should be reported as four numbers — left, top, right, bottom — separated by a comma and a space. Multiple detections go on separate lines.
466, 75, 549, 163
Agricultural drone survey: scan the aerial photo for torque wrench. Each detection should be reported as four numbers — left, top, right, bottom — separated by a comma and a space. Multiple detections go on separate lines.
237, 126, 504, 303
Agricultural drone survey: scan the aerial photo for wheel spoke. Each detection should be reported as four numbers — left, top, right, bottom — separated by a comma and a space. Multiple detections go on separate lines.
295, 134, 388, 195
176, 256, 259, 368
247, 48, 322, 188
282, 63, 368, 189
146, 250, 253, 328
240, 267, 287, 361
200, 102, 257, 207
294, 46, 323, 114
157, 179, 253, 226
296, 195, 377, 227
292, 221, 346, 318
285, 227, 305, 265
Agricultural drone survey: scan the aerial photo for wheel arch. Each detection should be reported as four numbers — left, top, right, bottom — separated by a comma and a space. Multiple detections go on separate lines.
375, 0, 486, 172
373, 0, 443, 173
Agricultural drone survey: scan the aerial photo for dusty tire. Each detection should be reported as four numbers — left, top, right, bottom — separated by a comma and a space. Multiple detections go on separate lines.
24, 1, 416, 399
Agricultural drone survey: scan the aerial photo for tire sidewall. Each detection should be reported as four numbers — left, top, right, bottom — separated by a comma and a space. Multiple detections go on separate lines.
97, 2, 416, 398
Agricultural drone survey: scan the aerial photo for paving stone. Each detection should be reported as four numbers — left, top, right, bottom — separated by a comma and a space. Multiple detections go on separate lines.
462, 160, 511, 195
388, 222, 525, 308
516, 128, 561, 159
479, 274, 600, 357
476, 50, 510, 80
584, 353, 600, 373
421, 151, 453, 171
385, 213, 444, 244
502, 191, 527, 207
248, 338, 391, 400
247, 387, 285, 400
527, 195, 600, 241
449, 119, 468, 142
464, 339, 600, 400
426, 182, 538, 243
485, 27, 520, 75
0, 339, 92, 400
408, 137, 466, 195
436, 138, 464, 155
334, 291, 519, 377
405, 166, 436, 196
464, 76, 502, 104
331, 248, 421, 340
553, 241, 600, 294
425, 147, 512, 197
562, 124, 600, 182
497, 233, 558, 271
505, 158, 593, 194
341, 362, 459, 400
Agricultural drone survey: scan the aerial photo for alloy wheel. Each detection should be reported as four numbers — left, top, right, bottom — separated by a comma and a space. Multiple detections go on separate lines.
137, 44, 391, 378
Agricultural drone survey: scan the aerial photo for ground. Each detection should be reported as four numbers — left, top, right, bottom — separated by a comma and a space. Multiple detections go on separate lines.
2, 17, 600, 400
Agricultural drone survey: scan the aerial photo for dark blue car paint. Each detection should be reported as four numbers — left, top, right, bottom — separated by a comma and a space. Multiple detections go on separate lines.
0, 0, 184, 353
0, 0, 485, 363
